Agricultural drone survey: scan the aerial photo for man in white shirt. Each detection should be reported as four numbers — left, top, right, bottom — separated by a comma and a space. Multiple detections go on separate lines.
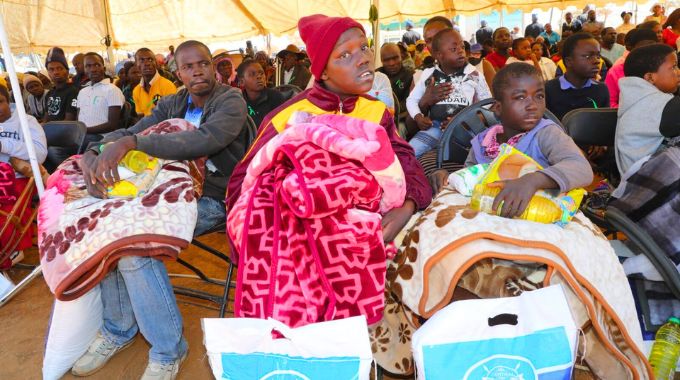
77, 52, 125, 145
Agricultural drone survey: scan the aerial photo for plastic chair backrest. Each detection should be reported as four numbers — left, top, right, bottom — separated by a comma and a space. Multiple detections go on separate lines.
437, 99, 563, 167
245, 115, 258, 149
274, 84, 303, 102
120, 101, 132, 129
562, 108, 617, 147
43, 121, 88, 153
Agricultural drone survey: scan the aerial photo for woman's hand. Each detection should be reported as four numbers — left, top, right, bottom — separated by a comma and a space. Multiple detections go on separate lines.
428, 169, 449, 194
382, 199, 416, 243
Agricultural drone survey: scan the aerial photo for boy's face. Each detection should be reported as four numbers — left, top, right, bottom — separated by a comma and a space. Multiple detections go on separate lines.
531, 43, 543, 58
84, 55, 105, 84
47, 62, 68, 84
26, 81, 44, 97
565, 39, 601, 79
0, 93, 10, 123
653, 24, 664, 42
514, 39, 533, 60
242, 62, 266, 92
321, 27, 374, 98
494, 75, 546, 133
648, 52, 680, 94
434, 31, 467, 70
494, 28, 512, 50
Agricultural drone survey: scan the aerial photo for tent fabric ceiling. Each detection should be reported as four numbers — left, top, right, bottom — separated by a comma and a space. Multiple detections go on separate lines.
2, 0, 624, 52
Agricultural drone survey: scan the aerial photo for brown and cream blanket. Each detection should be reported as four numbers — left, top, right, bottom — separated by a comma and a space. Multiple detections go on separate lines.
371, 186, 652, 380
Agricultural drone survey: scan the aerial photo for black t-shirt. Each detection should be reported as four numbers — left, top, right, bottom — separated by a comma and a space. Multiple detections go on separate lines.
45, 84, 79, 122
402, 30, 421, 46
524, 22, 545, 38
377, 66, 414, 113
245, 88, 286, 128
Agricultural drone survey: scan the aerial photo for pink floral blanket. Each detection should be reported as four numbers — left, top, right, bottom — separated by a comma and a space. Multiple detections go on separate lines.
39, 119, 205, 301
227, 113, 406, 327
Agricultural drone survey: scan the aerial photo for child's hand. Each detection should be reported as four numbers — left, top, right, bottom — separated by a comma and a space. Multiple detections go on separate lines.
414, 113, 434, 130
382, 199, 416, 243
420, 80, 453, 109
489, 174, 544, 219
428, 169, 449, 194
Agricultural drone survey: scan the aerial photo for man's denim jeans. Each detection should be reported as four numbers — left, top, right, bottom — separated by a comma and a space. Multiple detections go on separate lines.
98, 196, 225, 363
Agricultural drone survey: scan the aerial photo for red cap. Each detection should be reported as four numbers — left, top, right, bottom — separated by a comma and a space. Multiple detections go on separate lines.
298, 14, 364, 79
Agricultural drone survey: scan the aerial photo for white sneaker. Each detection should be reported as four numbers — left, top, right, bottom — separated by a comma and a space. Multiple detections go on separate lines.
140, 349, 188, 380
9, 250, 23, 266
71, 332, 135, 376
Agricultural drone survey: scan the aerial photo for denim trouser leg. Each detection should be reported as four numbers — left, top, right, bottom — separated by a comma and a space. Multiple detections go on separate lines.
409, 122, 443, 158
100, 256, 187, 364
193, 196, 227, 237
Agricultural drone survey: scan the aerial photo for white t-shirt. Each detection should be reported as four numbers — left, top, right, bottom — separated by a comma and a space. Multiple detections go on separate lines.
77, 78, 125, 128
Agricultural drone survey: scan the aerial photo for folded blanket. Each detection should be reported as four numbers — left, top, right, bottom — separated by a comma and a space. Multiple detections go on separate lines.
228, 112, 406, 328
38, 119, 205, 301
371, 187, 651, 379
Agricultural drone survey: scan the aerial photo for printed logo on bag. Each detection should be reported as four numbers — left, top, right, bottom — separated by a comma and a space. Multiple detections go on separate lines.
464, 354, 536, 380
221, 353, 362, 380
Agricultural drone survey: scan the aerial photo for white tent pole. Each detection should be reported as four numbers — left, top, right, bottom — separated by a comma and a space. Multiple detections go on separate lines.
0, 14, 44, 308
372, 0, 381, 68
0, 19, 44, 196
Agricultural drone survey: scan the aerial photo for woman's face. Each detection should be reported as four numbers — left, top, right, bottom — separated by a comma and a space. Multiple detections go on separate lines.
217, 60, 233, 79
127, 66, 142, 86
532, 43, 544, 58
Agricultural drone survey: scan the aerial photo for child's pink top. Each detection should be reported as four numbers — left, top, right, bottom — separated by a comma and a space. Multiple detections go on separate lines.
604, 52, 629, 108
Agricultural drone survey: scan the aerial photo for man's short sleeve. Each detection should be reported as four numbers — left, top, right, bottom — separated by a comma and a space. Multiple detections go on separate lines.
66, 88, 78, 114
107, 85, 125, 107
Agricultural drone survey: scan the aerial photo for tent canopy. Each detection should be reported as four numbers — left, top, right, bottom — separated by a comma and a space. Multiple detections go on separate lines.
2, 0, 625, 52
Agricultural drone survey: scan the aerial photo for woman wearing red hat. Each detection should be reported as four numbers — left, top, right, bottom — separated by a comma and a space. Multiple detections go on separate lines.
226, 14, 431, 325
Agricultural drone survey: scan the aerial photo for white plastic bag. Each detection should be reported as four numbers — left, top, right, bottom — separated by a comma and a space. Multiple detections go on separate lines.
412, 285, 578, 380
42, 286, 102, 380
202, 316, 373, 380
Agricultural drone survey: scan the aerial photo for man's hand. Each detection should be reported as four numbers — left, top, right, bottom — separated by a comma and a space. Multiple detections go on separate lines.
382, 199, 416, 243
414, 113, 434, 130
80, 151, 108, 198
419, 80, 453, 110
489, 173, 546, 219
428, 169, 449, 194
94, 136, 137, 188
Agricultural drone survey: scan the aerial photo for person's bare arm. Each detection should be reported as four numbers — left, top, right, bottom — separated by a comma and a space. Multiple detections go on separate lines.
86, 106, 122, 134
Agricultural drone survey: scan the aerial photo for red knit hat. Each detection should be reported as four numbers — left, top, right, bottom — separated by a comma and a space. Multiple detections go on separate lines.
298, 14, 365, 79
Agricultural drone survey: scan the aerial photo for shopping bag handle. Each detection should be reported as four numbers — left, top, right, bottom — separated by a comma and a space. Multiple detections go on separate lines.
488, 313, 518, 327
267, 318, 294, 340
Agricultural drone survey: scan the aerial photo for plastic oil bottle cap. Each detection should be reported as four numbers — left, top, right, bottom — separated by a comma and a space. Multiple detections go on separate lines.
668, 317, 680, 325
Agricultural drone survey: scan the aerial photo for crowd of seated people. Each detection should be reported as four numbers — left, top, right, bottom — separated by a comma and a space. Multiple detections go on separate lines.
3, 7, 680, 380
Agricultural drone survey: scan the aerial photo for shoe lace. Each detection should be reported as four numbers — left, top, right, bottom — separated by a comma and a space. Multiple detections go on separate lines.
94, 339, 118, 355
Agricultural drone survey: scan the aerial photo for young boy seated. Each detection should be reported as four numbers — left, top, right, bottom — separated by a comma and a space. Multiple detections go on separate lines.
236, 59, 286, 127
545, 33, 610, 120
615, 43, 680, 183
406, 28, 491, 158
506, 38, 556, 81
227, 14, 432, 250
0, 84, 47, 268
429, 63, 593, 216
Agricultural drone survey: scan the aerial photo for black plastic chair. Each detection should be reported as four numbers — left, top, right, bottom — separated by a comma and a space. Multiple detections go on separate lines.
119, 101, 132, 129
171, 115, 258, 317
275, 84, 303, 101
437, 98, 562, 167
562, 108, 618, 147
43, 121, 88, 154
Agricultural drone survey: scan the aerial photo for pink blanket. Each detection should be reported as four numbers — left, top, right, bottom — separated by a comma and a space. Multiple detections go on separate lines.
39, 119, 205, 300
228, 113, 406, 327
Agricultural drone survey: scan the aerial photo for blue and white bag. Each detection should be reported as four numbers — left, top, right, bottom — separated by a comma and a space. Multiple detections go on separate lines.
202, 316, 373, 380
412, 285, 578, 380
